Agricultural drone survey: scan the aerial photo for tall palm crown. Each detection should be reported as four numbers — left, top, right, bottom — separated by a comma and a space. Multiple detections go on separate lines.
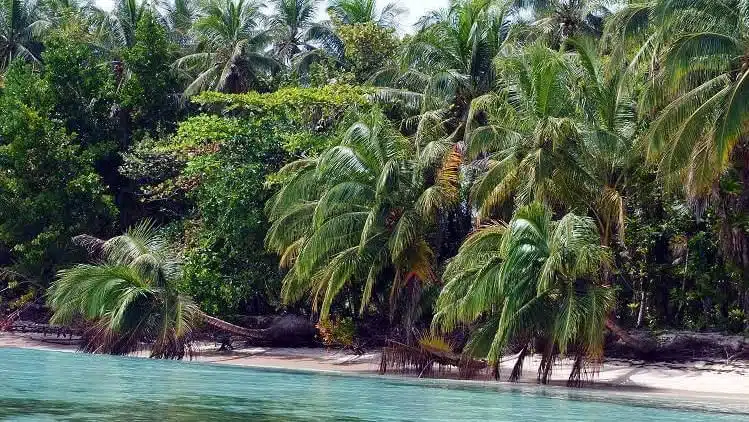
606, 1, 749, 274
434, 202, 614, 385
48, 222, 201, 359
176, 0, 278, 95
266, 109, 460, 323
567, 36, 637, 246
91, 0, 152, 53
268, 0, 319, 63
164, 0, 199, 46
0, 0, 48, 71
637, 0, 749, 197
326, 0, 403, 27
525, 0, 613, 47
376, 0, 511, 141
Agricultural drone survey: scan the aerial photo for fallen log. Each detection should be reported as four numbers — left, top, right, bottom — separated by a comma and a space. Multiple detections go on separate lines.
202, 313, 256, 337
201, 314, 318, 347
0, 300, 43, 331
606, 318, 656, 356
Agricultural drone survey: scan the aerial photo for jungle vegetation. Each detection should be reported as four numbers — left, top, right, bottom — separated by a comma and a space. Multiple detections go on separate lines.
1, 0, 749, 381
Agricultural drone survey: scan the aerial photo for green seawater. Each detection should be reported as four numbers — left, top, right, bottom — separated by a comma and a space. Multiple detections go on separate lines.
0, 348, 746, 421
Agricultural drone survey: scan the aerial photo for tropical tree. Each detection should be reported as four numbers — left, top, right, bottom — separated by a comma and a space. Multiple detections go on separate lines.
523, 0, 615, 47
326, 0, 403, 28
0, 0, 49, 71
433, 202, 615, 385
375, 0, 512, 142
619, 1, 749, 276
175, 0, 279, 95
90, 0, 152, 53
47, 222, 255, 358
163, 0, 198, 46
567, 36, 638, 247
268, 0, 319, 63
265, 109, 460, 331
48, 222, 201, 358
465, 44, 588, 219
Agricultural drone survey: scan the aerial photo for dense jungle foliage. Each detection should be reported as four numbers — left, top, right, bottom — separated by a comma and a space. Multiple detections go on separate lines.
1, 0, 749, 368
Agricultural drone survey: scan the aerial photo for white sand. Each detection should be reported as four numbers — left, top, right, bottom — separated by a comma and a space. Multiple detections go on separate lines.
2, 332, 748, 398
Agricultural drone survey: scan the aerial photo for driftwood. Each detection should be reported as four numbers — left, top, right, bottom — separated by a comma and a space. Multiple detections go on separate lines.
606, 318, 657, 355
379, 340, 487, 379
4, 321, 82, 338
202, 314, 255, 337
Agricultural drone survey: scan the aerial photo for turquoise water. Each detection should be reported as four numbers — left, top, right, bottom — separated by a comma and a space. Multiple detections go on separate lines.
0, 348, 745, 421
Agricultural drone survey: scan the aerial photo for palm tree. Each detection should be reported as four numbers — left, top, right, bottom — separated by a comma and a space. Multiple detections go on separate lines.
433, 202, 615, 385
266, 109, 460, 329
326, 0, 403, 28
567, 36, 638, 247
163, 0, 199, 46
48, 222, 201, 359
175, 0, 279, 95
523, 0, 614, 47
466, 43, 588, 219
620, 1, 749, 275
0, 0, 49, 72
268, 0, 319, 63
462, 40, 655, 355
47, 222, 256, 358
90, 0, 152, 52
374, 0, 512, 145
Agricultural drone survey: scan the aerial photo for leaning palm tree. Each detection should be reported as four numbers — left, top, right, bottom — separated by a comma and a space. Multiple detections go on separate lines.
48, 222, 201, 359
629, 1, 749, 274
326, 0, 403, 28
266, 109, 460, 329
0, 0, 49, 72
48, 222, 254, 359
433, 202, 615, 386
175, 0, 279, 95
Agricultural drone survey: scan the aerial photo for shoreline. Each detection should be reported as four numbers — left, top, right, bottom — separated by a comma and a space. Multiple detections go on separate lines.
3, 332, 749, 400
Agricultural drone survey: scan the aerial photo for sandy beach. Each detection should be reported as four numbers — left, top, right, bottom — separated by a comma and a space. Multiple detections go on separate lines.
2, 331, 748, 398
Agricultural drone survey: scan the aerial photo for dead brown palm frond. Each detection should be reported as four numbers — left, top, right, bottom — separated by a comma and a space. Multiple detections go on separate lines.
379, 339, 488, 379
72, 234, 106, 259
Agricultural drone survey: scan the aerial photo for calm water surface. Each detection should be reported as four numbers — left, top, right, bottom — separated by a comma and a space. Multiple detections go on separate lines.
0, 348, 745, 421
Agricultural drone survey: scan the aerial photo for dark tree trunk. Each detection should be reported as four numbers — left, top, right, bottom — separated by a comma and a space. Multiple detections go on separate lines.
606, 318, 656, 355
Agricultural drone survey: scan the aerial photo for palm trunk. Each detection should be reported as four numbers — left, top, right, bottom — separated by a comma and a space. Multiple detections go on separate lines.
201, 313, 256, 337
605, 318, 654, 355
636, 290, 646, 328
